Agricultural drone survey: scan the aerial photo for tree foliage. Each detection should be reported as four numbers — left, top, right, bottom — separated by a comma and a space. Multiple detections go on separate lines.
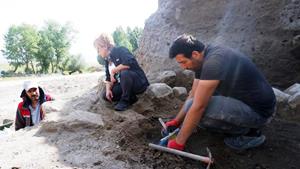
2, 21, 80, 74
112, 26, 143, 52
126, 27, 143, 52
2, 24, 40, 73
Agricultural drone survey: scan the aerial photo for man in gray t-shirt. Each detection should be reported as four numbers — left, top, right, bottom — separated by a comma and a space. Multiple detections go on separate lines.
163, 34, 276, 151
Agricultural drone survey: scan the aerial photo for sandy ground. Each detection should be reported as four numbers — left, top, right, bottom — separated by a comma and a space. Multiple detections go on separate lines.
0, 73, 101, 122
0, 73, 300, 169
0, 72, 119, 169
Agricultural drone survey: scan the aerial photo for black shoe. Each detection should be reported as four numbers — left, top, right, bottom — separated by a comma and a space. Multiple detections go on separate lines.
114, 101, 130, 111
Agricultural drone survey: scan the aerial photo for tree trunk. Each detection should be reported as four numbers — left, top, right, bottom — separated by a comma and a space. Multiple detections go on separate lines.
13, 64, 19, 72
50, 62, 54, 73
25, 61, 29, 73
30, 61, 35, 74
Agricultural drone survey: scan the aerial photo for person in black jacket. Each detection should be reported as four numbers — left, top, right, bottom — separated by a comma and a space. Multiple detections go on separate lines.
94, 33, 149, 111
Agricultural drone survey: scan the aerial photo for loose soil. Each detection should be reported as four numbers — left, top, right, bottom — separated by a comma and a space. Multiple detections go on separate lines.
0, 73, 299, 169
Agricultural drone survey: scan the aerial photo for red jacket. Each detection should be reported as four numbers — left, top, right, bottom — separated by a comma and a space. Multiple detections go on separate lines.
15, 87, 52, 131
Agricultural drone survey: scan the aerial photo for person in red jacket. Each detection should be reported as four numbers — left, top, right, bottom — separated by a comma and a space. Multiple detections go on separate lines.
15, 81, 53, 130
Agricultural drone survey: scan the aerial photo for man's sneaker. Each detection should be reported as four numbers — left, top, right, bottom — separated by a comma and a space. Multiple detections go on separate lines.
114, 101, 130, 111
224, 134, 266, 150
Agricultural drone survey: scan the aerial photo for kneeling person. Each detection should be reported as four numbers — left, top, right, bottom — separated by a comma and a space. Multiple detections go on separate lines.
94, 33, 149, 111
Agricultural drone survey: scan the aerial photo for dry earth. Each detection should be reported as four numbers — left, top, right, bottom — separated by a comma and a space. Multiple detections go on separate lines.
0, 73, 299, 169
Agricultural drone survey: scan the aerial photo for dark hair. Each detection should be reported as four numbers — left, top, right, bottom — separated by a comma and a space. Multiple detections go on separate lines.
169, 34, 205, 59
20, 87, 44, 107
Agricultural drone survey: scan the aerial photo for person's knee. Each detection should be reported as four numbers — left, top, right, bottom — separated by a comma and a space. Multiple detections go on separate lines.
120, 70, 131, 79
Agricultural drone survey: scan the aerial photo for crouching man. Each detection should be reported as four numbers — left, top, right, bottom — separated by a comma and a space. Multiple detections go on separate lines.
15, 81, 53, 130
164, 34, 276, 150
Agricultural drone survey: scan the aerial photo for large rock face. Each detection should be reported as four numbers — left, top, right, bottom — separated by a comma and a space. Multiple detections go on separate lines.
137, 0, 300, 88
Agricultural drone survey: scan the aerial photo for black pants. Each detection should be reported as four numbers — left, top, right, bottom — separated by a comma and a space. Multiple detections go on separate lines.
102, 70, 147, 103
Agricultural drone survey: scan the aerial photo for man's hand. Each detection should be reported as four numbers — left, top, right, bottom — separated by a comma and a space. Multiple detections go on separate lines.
167, 139, 185, 151
111, 68, 118, 75
106, 89, 113, 102
166, 119, 180, 132
110, 75, 116, 83
161, 119, 180, 136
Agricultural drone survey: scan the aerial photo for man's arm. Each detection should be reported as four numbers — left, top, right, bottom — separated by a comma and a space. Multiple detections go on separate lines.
40, 105, 46, 120
176, 80, 219, 145
110, 64, 130, 83
174, 79, 200, 123
111, 64, 130, 75
15, 108, 25, 131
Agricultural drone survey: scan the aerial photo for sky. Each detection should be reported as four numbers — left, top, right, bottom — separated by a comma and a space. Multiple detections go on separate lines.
0, 0, 158, 65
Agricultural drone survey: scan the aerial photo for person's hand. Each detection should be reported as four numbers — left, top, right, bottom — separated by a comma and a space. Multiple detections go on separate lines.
167, 139, 185, 151
161, 119, 180, 137
45, 94, 54, 101
166, 119, 180, 132
110, 75, 116, 83
106, 90, 113, 102
111, 68, 117, 75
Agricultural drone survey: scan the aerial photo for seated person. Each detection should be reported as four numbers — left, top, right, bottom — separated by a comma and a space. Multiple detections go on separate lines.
15, 81, 53, 130
94, 33, 149, 111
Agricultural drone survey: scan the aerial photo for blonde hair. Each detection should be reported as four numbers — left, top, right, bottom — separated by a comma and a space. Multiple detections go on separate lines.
94, 33, 115, 50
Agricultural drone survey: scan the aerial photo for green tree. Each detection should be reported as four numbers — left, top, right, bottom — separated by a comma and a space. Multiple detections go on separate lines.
36, 30, 55, 73
57, 54, 84, 74
112, 26, 133, 52
1, 26, 22, 72
39, 21, 74, 73
126, 27, 143, 52
2, 24, 39, 73
66, 54, 84, 74
2, 21, 75, 74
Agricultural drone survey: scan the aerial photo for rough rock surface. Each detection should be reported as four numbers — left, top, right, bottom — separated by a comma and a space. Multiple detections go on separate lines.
273, 85, 300, 122
285, 83, 300, 95
146, 83, 173, 99
288, 92, 300, 108
150, 70, 176, 86
172, 86, 187, 100
273, 87, 291, 103
137, 0, 300, 88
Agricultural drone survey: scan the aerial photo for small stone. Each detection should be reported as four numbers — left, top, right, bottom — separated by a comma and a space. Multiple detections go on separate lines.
284, 83, 300, 96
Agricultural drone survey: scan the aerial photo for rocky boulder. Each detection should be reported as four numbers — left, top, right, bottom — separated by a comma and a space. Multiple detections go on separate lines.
137, 0, 300, 88
288, 92, 300, 109
273, 84, 300, 122
146, 83, 173, 99
173, 86, 187, 101
273, 87, 291, 103
285, 83, 300, 96
150, 70, 177, 86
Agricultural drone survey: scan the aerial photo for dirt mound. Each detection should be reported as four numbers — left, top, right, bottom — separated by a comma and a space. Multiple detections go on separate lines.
88, 89, 300, 169
2, 72, 299, 169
